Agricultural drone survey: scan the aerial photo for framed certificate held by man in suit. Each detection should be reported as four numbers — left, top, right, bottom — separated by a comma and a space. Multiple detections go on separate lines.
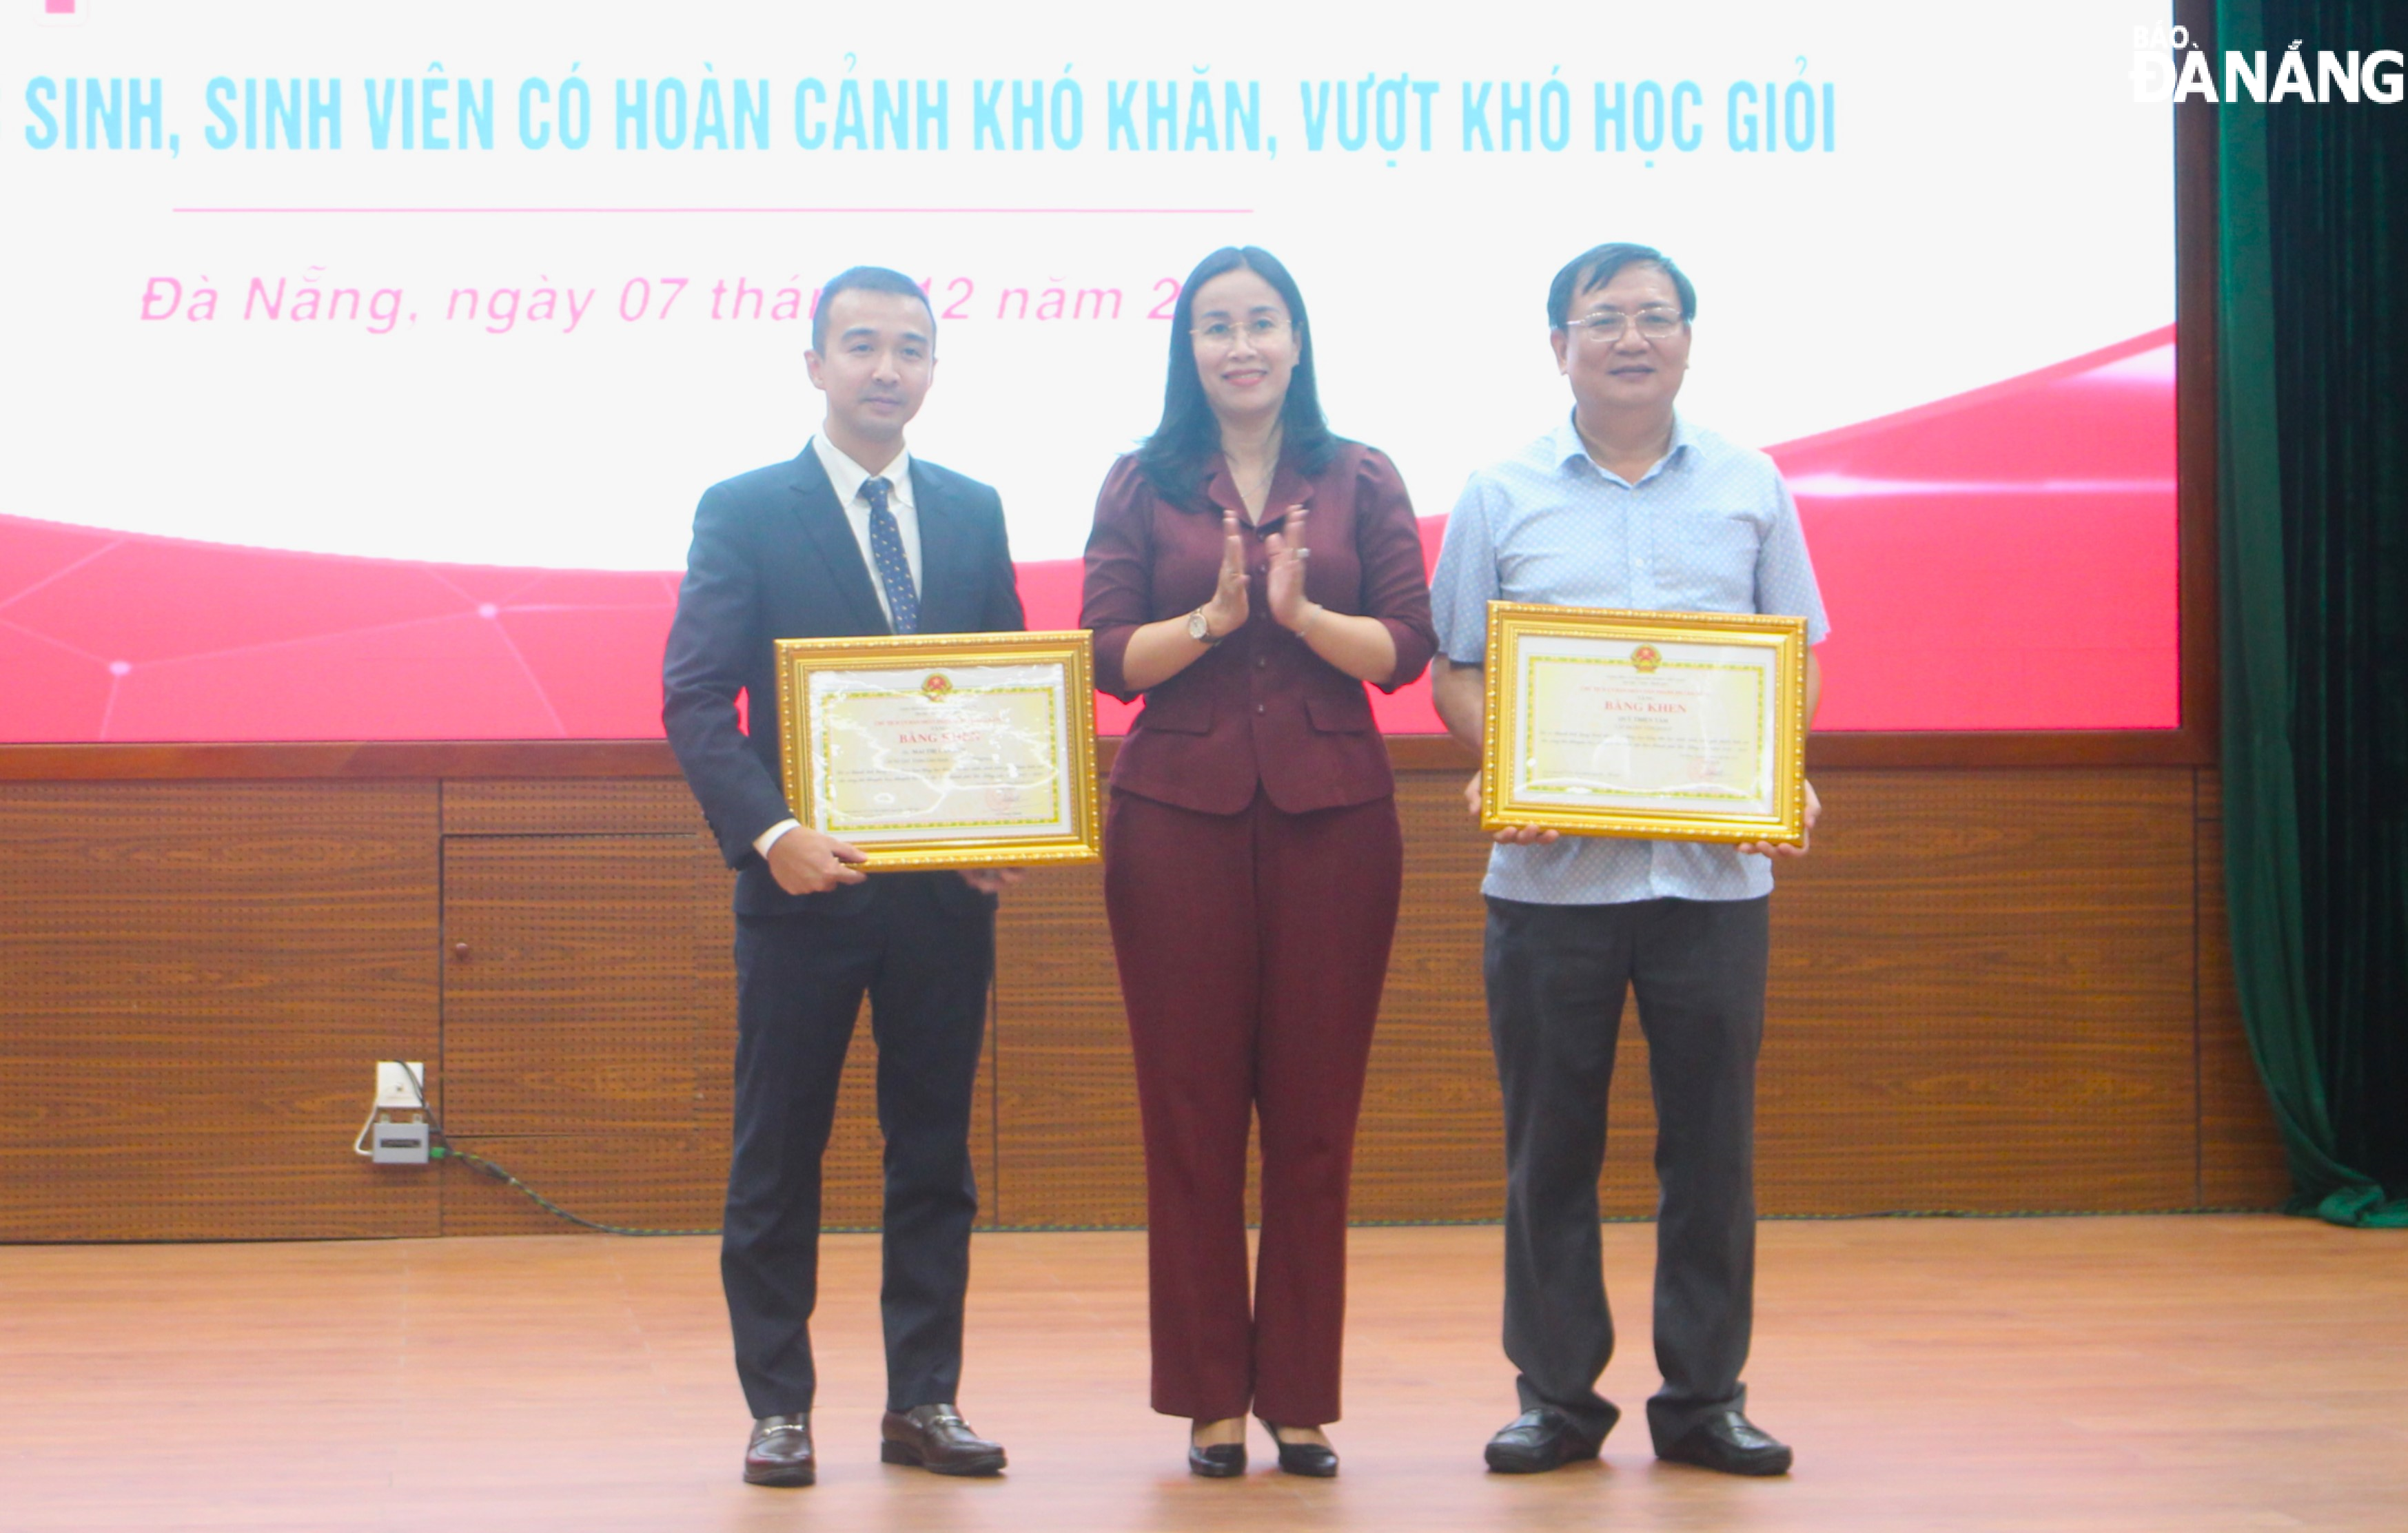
771, 628, 1103, 872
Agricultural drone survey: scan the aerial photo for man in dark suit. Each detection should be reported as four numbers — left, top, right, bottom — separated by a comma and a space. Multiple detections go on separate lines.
662, 265, 1025, 1488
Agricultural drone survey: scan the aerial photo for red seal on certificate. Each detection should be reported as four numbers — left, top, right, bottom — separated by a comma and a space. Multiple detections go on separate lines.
1631, 644, 1663, 674
921, 672, 955, 701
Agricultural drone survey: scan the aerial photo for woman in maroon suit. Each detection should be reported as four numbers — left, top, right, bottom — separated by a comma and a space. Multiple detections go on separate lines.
1081, 247, 1436, 1478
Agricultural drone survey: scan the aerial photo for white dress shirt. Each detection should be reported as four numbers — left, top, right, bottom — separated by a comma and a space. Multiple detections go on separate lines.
811, 433, 922, 628
755, 433, 925, 859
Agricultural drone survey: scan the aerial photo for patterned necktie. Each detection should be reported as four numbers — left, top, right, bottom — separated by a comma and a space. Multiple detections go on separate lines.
861, 475, 920, 635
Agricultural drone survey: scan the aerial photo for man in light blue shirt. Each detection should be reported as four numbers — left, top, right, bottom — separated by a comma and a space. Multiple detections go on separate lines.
1429, 243, 1827, 1479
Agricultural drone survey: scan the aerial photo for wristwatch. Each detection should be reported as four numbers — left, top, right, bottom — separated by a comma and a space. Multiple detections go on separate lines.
1187, 606, 1227, 645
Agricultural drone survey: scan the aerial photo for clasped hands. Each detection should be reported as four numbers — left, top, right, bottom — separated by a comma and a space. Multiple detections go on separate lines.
1194, 506, 1320, 640
764, 828, 1023, 896
1464, 774, 1822, 858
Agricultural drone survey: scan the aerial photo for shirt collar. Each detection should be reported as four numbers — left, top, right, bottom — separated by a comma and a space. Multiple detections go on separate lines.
1551, 409, 1693, 486
810, 433, 915, 510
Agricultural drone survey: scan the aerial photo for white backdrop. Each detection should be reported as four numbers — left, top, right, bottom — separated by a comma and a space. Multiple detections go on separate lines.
6, 0, 2172, 568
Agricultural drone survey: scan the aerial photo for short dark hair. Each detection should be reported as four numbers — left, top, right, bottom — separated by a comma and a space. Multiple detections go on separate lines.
810, 265, 935, 353
1547, 243, 1697, 329
1136, 246, 1341, 507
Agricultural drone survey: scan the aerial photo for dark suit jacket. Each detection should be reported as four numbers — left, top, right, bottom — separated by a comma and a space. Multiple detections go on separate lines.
1081, 442, 1436, 816
662, 446, 1027, 915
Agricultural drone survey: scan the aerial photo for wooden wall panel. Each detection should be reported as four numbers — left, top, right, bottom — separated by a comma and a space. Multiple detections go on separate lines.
434, 1129, 724, 1235
441, 836, 704, 1132
0, 765, 2287, 1239
987, 768, 2226, 1226
0, 782, 439, 1241
1755, 769, 2201, 1212
436, 834, 707, 1235
1352, 772, 1504, 1220
2194, 772, 2292, 1206
433, 781, 726, 1235
430, 1011, 1001, 1237
1343, 768, 2210, 1221
429, 780, 995, 1235
442, 779, 706, 838
992, 858, 1147, 1226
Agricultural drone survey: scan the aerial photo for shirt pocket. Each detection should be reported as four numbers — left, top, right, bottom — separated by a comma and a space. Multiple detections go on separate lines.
1651, 507, 1765, 610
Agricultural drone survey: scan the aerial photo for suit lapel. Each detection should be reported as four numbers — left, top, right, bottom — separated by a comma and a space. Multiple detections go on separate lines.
783, 449, 889, 635
909, 462, 967, 634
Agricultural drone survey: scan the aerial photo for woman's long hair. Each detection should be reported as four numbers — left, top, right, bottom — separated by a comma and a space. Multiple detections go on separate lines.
1136, 246, 1340, 507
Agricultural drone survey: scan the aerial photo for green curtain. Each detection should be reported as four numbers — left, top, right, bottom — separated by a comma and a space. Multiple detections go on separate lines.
2216, 0, 2408, 1226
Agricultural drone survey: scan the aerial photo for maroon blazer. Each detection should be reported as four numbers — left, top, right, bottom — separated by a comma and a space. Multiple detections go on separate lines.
1082, 442, 1437, 816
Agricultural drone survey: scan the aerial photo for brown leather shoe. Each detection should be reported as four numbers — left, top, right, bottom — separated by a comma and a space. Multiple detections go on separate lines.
879, 1403, 1007, 1476
743, 1413, 815, 1487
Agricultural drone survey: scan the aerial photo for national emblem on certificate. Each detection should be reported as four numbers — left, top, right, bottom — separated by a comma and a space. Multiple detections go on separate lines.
773, 630, 1103, 871
1480, 601, 1810, 845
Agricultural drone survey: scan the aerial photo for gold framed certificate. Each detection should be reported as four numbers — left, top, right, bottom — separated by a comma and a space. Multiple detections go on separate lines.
1481, 602, 1810, 845
773, 630, 1101, 872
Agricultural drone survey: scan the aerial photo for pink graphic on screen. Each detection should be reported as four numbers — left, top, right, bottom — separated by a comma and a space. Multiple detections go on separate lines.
0, 327, 2177, 741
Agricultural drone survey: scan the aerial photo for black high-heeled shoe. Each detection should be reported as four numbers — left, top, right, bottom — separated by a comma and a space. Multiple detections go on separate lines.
1258, 1419, 1338, 1478
1187, 1429, 1246, 1478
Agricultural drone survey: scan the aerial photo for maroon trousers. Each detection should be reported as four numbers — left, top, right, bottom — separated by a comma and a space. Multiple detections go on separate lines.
1102, 786, 1404, 1426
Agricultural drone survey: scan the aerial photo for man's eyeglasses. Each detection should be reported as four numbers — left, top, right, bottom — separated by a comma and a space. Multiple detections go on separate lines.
1562, 308, 1685, 342
1192, 316, 1291, 349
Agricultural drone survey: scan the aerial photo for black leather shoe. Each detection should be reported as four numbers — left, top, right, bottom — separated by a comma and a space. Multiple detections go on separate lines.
1259, 1420, 1338, 1478
1484, 1407, 1604, 1474
1187, 1440, 1247, 1477
880, 1403, 1007, 1476
1656, 1409, 1793, 1477
742, 1413, 815, 1487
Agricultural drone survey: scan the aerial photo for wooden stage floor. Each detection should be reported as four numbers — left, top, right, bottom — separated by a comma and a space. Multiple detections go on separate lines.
1, 1217, 2401, 1532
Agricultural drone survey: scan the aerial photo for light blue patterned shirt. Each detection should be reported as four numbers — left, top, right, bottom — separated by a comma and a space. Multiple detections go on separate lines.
1429, 411, 1830, 906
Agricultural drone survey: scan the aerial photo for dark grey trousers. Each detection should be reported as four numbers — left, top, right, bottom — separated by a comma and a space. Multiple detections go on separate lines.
722, 874, 992, 1419
1484, 893, 1771, 1450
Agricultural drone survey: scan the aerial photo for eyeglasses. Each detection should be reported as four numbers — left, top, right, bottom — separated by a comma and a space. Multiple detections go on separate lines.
1191, 316, 1291, 349
1562, 308, 1686, 342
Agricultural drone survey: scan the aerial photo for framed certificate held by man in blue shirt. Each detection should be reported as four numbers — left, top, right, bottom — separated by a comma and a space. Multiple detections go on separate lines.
1428, 242, 1828, 1482
1477, 600, 1812, 847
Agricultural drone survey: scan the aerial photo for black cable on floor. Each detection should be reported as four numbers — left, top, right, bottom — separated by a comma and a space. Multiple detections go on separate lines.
390, 1062, 724, 1237
433, 1146, 722, 1237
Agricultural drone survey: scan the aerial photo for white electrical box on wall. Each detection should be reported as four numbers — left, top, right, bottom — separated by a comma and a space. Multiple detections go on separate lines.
371, 1119, 431, 1166
375, 1061, 427, 1109
365, 1062, 432, 1166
